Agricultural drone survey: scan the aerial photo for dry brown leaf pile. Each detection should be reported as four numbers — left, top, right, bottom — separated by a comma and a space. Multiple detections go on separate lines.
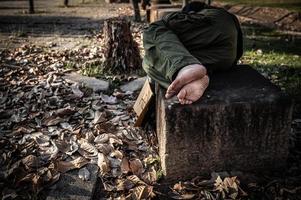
0, 43, 159, 199
1, 20, 301, 200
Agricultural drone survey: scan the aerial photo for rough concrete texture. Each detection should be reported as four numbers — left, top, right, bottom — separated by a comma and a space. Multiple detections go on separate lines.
46, 164, 99, 200
156, 65, 293, 181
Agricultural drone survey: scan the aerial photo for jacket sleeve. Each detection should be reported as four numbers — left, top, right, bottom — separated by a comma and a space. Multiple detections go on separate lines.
143, 16, 201, 81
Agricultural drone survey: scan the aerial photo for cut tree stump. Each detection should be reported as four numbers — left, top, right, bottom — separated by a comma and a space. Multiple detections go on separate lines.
101, 17, 141, 74
156, 65, 293, 182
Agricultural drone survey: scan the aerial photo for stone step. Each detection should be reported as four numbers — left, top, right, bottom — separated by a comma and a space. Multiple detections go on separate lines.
156, 65, 293, 181
46, 164, 99, 200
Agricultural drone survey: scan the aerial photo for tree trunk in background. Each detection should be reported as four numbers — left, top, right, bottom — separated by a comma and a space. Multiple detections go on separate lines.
131, 0, 141, 22
102, 17, 141, 74
29, 0, 34, 14
64, 0, 69, 6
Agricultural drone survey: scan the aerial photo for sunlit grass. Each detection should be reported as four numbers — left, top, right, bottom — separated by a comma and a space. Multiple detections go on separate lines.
241, 50, 301, 99
242, 50, 301, 69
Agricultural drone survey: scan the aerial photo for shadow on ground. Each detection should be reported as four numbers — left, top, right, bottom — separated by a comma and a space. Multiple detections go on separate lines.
0, 15, 106, 36
241, 24, 301, 113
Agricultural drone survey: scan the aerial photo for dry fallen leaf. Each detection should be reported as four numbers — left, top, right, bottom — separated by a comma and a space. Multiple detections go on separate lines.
78, 138, 98, 159
126, 175, 147, 186
116, 179, 135, 191
130, 185, 155, 200
92, 111, 107, 124
129, 158, 144, 177
110, 150, 123, 159
95, 143, 114, 155
142, 166, 157, 185
55, 140, 70, 154
214, 176, 240, 199
121, 157, 130, 174
94, 133, 110, 144
22, 155, 40, 169
170, 193, 195, 200
56, 157, 89, 173
54, 106, 76, 117
98, 153, 109, 175
43, 116, 65, 126
103, 181, 115, 192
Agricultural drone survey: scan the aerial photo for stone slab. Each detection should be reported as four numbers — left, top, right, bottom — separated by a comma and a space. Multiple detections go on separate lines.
120, 76, 147, 92
63, 72, 109, 92
150, 6, 181, 23
46, 164, 99, 200
147, 4, 181, 22
156, 65, 293, 181
150, 4, 182, 10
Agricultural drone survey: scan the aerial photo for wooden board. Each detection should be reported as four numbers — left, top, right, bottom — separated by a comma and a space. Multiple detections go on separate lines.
133, 79, 154, 127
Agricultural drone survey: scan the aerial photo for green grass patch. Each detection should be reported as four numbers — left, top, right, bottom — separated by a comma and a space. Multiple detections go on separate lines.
241, 50, 301, 100
240, 23, 301, 100
80, 60, 146, 78
242, 50, 301, 69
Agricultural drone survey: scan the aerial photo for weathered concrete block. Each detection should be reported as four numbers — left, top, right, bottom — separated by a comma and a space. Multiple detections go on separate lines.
46, 164, 99, 200
149, 5, 181, 23
156, 65, 293, 181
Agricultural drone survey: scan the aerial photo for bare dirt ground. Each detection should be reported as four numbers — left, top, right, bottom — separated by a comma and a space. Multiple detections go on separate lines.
0, 0, 141, 50
1, 0, 300, 52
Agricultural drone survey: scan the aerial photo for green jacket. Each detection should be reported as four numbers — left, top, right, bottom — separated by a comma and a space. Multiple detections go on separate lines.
142, 7, 243, 88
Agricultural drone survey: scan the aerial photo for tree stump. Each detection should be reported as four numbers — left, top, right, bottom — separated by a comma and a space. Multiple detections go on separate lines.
102, 17, 141, 74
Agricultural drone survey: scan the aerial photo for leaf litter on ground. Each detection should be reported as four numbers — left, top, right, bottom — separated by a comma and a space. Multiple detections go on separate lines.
1, 20, 301, 200
0, 37, 162, 199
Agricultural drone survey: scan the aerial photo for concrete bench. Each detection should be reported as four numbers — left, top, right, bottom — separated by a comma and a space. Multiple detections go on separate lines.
156, 65, 293, 181
148, 4, 182, 23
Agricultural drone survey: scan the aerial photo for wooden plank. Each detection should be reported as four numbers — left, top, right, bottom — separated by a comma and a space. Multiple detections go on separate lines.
133, 80, 154, 127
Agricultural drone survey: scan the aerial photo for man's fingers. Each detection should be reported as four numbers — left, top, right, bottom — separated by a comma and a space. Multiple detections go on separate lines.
165, 80, 179, 98
177, 88, 186, 101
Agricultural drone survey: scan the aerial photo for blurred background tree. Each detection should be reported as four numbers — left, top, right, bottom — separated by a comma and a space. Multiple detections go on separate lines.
64, 0, 69, 6
29, 0, 34, 13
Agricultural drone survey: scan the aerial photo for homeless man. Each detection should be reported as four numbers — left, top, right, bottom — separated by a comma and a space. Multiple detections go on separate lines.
142, 2, 243, 104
